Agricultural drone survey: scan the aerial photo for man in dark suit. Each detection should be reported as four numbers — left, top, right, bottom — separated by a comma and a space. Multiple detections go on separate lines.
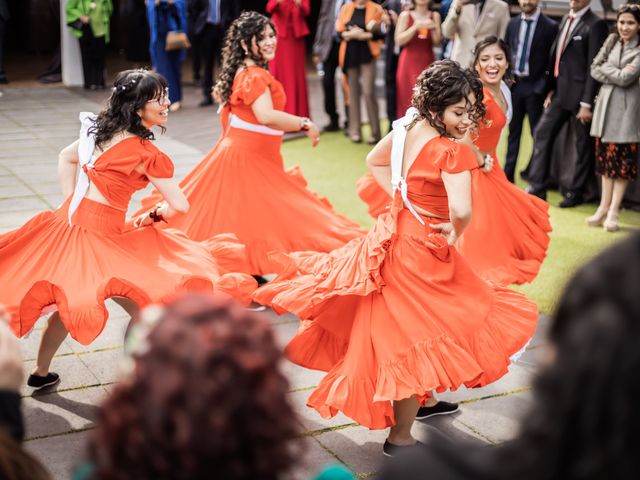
381, 0, 402, 128
0, 0, 9, 84
524, 0, 608, 207
195, 0, 240, 107
504, 0, 558, 183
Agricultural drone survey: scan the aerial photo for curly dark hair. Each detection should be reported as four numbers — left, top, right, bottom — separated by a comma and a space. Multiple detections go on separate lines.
495, 232, 640, 479
90, 69, 168, 150
471, 36, 514, 86
87, 294, 302, 480
410, 59, 486, 136
214, 12, 276, 104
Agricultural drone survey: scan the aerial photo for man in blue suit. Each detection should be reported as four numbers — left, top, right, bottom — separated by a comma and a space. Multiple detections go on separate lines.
504, 0, 558, 183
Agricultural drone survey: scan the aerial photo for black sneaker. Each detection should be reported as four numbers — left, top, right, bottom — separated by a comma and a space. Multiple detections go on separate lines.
415, 401, 459, 420
27, 372, 60, 390
382, 440, 423, 458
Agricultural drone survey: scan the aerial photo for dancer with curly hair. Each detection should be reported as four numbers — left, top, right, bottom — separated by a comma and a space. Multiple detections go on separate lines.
254, 60, 538, 456
72, 294, 301, 480
137, 11, 366, 277
0, 69, 256, 390
358, 37, 552, 286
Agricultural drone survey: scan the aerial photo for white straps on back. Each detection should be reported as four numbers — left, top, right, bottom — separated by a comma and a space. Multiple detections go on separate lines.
391, 107, 425, 225
229, 113, 284, 136
68, 112, 97, 225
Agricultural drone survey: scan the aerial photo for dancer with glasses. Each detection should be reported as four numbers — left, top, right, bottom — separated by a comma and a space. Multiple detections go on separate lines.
0, 69, 256, 390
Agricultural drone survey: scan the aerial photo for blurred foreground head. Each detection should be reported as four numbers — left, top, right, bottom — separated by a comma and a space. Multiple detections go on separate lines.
507, 232, 640, 479
88, 294, 301, 480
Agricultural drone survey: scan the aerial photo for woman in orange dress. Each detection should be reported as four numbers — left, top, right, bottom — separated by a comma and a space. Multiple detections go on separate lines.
356, 37, 551, 286
254, 61, 538, 456
137, 12, 366, 277
0, 69, 256, 390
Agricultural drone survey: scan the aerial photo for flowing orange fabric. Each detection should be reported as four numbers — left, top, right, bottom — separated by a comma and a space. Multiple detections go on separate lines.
1, 138, 256, 345
255, 137, 538, 430
356, 90, 552, 285
136, 66, 366, 275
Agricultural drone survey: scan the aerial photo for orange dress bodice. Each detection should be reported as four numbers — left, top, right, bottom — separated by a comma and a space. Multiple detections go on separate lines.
405, 136, 478, 219
473, 87, 507, 154
226, 65, 287, 124
87, 137, 174, 211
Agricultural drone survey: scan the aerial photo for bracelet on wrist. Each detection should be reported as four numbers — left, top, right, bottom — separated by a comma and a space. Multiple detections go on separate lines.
299, 117, 311, 131
149, 206, 167, 223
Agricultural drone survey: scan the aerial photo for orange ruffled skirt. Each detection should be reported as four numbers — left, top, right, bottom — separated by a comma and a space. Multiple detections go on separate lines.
356, 163, 552, 285
457, 159, 552, 285
1, 198, 257, 345
136, 128, 366, 275
254, 203, 538, 429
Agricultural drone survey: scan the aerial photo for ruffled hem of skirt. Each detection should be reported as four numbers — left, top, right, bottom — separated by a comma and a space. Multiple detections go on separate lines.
294, 285, 537, 429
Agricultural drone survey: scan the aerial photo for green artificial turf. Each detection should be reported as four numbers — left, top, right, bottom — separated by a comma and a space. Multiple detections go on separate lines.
281, 121, 640, 314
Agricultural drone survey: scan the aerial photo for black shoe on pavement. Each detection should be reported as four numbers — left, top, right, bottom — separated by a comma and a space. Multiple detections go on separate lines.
520, 169, 530, 181
199, 97, 214, 107
558, 192, 583, 208
27, 372, 60, 390
382, 440, 423, 458
524, 185, 547, 201
415, 401, 459, 420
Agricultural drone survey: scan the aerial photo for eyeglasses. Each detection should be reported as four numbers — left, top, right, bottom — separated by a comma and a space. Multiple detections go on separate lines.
619, 4, 640, 13
147, 87, 170, 106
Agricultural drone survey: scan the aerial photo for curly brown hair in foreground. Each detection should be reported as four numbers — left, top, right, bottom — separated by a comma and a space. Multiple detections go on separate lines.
87, 294, 301, 480
214, 11, 275, 104
90, 69, 168, 149
411, 59, 486, 135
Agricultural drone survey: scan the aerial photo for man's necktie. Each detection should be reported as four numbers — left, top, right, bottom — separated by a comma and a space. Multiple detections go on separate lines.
554, 15, 575, 78
518, 19, 533, 74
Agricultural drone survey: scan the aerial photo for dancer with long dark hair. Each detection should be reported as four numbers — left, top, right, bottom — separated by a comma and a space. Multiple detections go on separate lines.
137, 12, 365, 276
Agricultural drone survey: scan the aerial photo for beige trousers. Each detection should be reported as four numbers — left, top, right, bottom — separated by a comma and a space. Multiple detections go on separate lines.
346, 61, 381, 141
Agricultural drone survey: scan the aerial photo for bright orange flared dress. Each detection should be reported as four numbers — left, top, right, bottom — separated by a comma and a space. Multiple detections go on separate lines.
136, 66, 365, 275
254, 136, 538, 430
0, 134, 257, 345
356, 89, 552, 285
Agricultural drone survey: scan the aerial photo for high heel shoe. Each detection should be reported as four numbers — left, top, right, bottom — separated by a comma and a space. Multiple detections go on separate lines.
604, 212, 619, 232
586, 207, 609, 227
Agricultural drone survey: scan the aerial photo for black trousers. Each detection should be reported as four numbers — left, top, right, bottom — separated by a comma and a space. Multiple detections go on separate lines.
322, 40, 341, 126
201, 23, 224, 99
385, 49, 399, 127
79, 25, 106, 88
505, 81, 544, 182
0, 16, 6, 79
527, 96, 595, 196
189, 28, 203, 80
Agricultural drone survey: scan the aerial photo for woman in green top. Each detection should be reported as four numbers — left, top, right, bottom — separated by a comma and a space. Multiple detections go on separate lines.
66, 0, 113, 89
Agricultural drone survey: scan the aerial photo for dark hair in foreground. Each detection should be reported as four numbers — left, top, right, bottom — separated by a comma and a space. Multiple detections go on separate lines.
472, 36, 514, 86
411, 60, 485, 135
215, 11, 275, 104
90, 69, 168, 149
87, 294, 301, 480
0, 432, 51, 480
497, 232, 640, 479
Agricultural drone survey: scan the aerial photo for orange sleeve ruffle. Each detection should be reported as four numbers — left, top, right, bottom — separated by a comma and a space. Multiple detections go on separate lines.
230, 68, 271, 106
141, 148, 175, 178
434, 142, 478, 174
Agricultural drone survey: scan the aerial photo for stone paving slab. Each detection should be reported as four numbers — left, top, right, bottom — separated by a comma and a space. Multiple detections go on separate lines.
25, 430, 91, 480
